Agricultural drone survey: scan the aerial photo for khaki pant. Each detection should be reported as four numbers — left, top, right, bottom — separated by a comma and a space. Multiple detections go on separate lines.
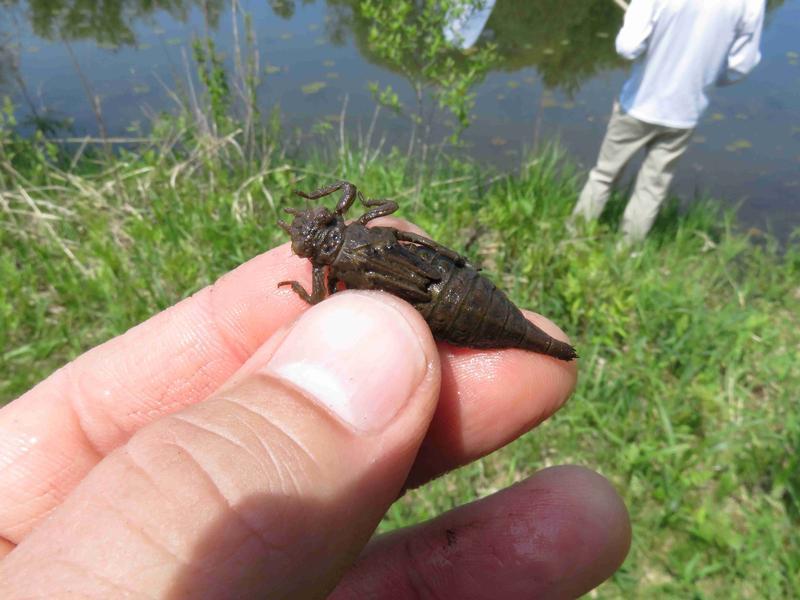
573, 102, 694, 241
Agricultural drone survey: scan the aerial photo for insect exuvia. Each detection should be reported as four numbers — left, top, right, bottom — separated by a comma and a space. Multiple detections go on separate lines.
278, 181, 577, 361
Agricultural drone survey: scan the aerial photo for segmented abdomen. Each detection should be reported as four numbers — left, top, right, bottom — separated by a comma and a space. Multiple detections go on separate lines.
408, 246, 577, 360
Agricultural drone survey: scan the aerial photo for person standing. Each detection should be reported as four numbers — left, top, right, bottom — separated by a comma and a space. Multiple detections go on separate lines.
572, 0, 766, 242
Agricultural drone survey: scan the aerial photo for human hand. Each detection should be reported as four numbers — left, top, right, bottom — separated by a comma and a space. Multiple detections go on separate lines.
0, 223, 630, 598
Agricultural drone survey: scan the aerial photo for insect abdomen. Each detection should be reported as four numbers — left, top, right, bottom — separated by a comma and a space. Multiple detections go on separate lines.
410, 247, 577, 361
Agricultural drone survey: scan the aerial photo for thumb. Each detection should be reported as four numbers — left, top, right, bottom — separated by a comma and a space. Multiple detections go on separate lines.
1, 291, 441, 599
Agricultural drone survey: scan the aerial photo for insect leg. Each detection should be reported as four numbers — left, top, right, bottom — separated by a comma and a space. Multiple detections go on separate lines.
277, 280, 313, 303
357, 200, 399, 225
278, 266, 328, 304
395, 231, 472, 267
295, 181, 359, 216
309, 266, 328, 303
333, 182, 358, 215
277, 219, 291, 235
295, 181, 345, 200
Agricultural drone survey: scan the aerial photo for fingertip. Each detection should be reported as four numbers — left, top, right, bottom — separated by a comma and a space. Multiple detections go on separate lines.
522, 310, 572, 345
409, 312, 579, 487
261, 290, 440, 434
529, 465, 632, 569
462, 465, 632, 595
332, 465, 631, 600
518, 465, 632, 591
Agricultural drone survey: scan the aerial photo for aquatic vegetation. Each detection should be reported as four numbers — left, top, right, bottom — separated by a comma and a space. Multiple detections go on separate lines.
301, 81, 327, 95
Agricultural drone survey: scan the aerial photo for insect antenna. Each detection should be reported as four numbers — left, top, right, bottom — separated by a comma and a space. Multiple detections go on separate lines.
283, 207, 302, 216
277, 220, 292, 234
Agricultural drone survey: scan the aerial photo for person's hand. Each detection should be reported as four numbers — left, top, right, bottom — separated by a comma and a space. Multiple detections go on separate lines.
0, 224, 630, 598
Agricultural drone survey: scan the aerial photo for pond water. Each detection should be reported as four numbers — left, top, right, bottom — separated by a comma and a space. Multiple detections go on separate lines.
2, 0, 799, 238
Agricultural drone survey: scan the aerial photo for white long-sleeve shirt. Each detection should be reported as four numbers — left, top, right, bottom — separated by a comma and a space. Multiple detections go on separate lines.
616, 0, 765, 129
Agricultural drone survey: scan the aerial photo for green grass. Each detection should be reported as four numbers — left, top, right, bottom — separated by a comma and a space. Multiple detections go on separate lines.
1, 126, 799, 598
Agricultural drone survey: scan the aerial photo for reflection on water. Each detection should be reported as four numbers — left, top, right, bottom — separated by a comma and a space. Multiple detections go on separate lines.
3, 0, 222, 45
481, 1, 624, 93
6, 0, 785, 92
318, 0, 623, 95
1, 0, 798, 236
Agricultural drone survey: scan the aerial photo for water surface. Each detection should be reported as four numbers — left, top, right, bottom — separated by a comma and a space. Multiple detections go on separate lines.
2, 0, 798, 237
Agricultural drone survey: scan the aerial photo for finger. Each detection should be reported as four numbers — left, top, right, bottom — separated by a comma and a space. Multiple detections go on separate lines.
0, 227, 574, 541
408, 311, 577, 488
331, 466, 631, 600
367, 216, 428, 236
0, 292, 441, 598
0, 243, 314, 542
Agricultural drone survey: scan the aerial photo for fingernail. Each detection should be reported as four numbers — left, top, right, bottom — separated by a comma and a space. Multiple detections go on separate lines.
264, 293, 428, 433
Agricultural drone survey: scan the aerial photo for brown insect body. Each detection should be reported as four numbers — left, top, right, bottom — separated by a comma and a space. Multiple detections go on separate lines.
278, 181, 577, 361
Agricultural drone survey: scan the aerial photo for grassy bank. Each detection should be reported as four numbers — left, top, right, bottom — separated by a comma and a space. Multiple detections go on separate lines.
1, 124, 799, 597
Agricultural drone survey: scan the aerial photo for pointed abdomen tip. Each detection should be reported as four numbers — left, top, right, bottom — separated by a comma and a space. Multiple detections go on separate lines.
551, 340, 578, 361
